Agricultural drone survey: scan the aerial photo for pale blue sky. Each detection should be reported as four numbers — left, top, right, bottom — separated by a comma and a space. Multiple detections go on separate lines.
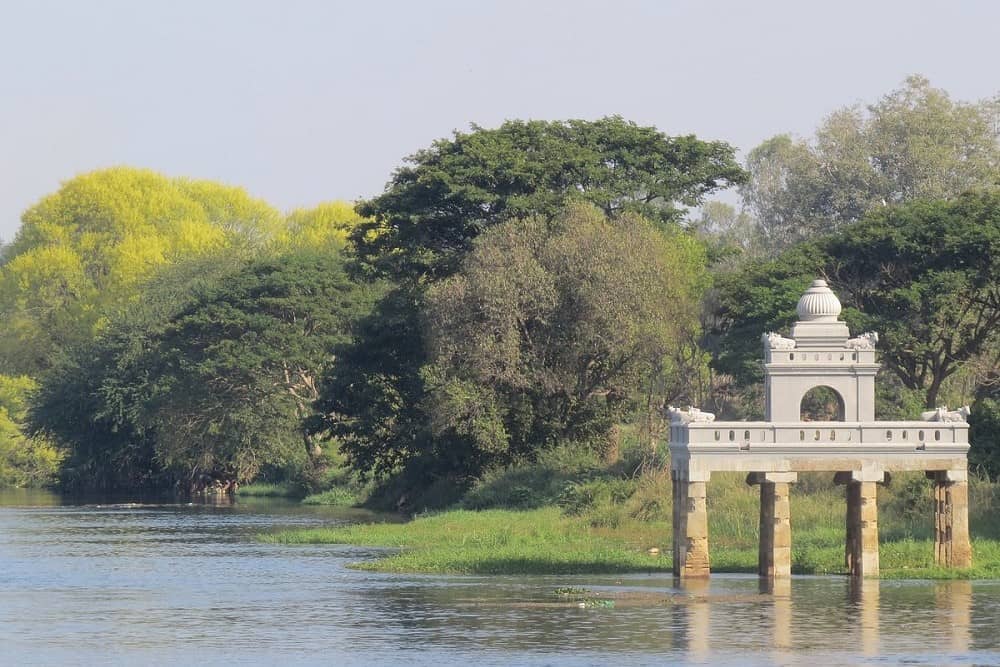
2, 0, 998, 240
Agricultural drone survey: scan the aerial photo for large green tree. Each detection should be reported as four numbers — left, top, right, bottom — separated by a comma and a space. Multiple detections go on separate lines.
352, 116, 745, 282
418, 204, 706, 474
30, 249, 378, 493
320, 205, 707, 485
142, 250, 377, 490
320, 118, 740, 495
742, 76, 1000, 248
714, 190, 1000, 410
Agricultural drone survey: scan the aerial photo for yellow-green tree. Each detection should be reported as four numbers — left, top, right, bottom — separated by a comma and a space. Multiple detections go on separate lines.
282, 200, 367, 251
0, 375, 61, 487
0, 167, 284, 375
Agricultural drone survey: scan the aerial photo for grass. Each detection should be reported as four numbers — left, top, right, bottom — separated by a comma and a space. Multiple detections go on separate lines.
262, 460, 1000, 578
237, 482, 303, 498
301, 487, 359, 506
262, 506, 677, 574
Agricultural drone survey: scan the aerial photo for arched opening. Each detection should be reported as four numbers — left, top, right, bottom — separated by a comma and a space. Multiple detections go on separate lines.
800, 386, 845, 421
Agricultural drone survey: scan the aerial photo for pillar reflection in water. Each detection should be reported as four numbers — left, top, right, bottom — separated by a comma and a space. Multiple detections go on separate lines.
677, 577, 711, 661
935, 580, 972, 654
849, 577, 880, 656
760, 577, 792, 651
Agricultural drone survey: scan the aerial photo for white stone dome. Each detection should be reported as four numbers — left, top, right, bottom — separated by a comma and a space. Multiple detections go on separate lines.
796, 279, 842, 322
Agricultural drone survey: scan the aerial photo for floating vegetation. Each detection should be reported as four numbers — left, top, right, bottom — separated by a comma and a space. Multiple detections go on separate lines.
578, 599, 615, 609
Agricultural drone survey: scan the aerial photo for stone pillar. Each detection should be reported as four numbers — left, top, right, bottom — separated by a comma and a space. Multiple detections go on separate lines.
930, 470, 972, 568
848, 482, 879, 577
836, 470, 882, 577
747, 472, 797, 578
672, 470, 710, 578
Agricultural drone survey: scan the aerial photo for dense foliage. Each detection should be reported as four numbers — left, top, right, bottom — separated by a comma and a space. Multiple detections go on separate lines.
317, 118, 736, 502
0, 375, 61, 487
30, 250, 377, 493
0, 167, 285, 377
352, 116, 744, 282
714, 191, 1000, 410
7, 80, 1000, 502
742, 76, 999, 249
970, 384, 1000, 480
422, 205, 703, 475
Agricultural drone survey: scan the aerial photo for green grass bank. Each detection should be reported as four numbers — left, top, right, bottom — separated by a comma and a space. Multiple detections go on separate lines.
261, 448, 1000, 578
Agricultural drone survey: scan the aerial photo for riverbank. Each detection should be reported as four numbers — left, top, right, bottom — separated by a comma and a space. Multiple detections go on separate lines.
263, 469, 1000, 578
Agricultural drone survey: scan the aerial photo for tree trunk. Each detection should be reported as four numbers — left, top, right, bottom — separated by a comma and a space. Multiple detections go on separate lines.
926, 374, 944, 409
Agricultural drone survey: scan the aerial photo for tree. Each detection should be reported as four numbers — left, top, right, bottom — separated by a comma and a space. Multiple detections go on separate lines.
713, 190, 1000, 410
968, 376, 1000, 479
317, 118, 741, 495
0, 167, 284, 376
143, 250, 377, 489
282, 201, 368, 251
689, 200, 761, 264
0, 375, 61, 487
336, 204, 707, 481
28, 250, 255, 492
352, 116, 745, 282
742, 76, 1000, 248
309, 283, 431, 482
30, 249, 378, 493
826, 192, 1000, 408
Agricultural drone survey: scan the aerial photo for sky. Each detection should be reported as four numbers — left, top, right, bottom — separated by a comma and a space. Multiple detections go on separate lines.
2, 0, 998, 240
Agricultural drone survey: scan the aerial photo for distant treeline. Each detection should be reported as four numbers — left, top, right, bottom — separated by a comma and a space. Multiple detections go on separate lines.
2, 76, 999, 506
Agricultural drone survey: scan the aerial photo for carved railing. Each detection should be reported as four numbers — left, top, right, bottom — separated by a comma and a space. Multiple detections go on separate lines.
670, 421, 968, 449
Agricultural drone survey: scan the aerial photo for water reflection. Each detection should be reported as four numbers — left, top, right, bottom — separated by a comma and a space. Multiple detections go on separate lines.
849, 577, 880, 656
936, 580, 972, 655
760, 577, 792, 651
1, 490, 998, 666
676, 578, 711, 660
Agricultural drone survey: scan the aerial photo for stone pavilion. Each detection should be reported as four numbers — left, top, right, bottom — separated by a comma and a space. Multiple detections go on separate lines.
669, 279, 972, 578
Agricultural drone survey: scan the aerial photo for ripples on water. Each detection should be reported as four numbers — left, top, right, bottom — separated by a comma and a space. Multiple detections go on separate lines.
1, 489, 999, 666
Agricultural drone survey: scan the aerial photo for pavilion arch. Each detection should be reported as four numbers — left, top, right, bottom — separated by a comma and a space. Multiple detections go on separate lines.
766, 373, 872, 422
799, 385, 845, 422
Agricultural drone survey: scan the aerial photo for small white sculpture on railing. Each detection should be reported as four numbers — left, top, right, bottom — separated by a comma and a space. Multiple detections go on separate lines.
668, 406, 716, 424
846, 331, 879, 350
920, 405, 971, 423
762, 332, 796, 350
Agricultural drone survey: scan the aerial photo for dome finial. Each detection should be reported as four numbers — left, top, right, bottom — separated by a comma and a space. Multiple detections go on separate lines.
796, 279, 842, 322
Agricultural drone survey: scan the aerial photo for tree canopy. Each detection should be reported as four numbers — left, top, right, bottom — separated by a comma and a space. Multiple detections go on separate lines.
281, 200, 368, 251
0, 167, 284, 375
0, 375, 61, 487
29, 249, 378, 492
742, 76, 1000, 248
714, 190, 1000, 410
351, 116, 745, 282
324, 204, 707, 482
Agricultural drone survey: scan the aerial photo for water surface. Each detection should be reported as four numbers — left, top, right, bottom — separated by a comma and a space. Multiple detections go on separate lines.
2, 489, 999, 666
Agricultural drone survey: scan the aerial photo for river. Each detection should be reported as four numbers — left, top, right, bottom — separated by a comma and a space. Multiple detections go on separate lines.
2, 489, 999, 666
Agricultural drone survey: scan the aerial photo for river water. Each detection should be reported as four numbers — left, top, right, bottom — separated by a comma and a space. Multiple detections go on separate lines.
2, 489, 999, 666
